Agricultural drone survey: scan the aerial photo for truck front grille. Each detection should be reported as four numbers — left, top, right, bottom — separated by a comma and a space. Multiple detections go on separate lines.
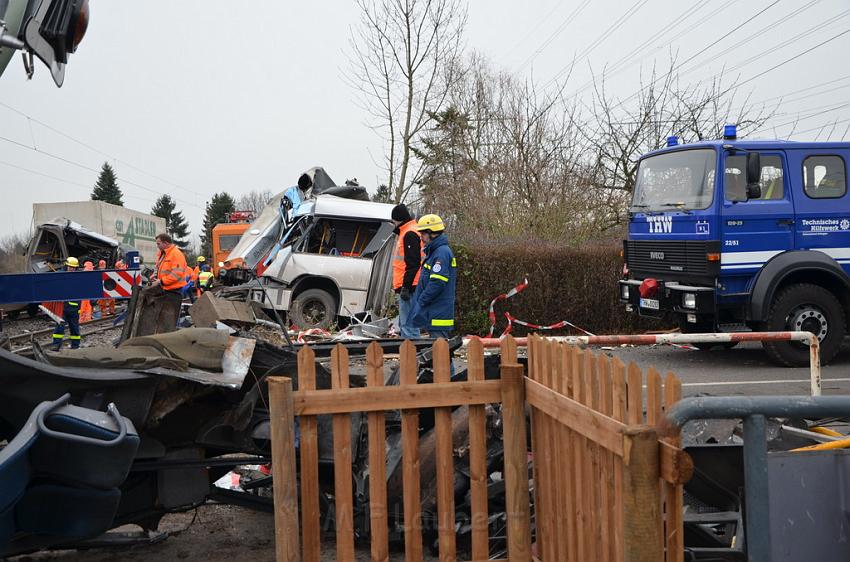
625, 240, 719, 279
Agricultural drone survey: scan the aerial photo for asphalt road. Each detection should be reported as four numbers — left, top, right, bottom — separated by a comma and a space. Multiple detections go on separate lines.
599, 340, 850, 397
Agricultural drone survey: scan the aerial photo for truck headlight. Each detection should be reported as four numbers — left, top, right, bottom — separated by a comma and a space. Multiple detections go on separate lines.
683, 293, 696, 309
621, 284, 630, 299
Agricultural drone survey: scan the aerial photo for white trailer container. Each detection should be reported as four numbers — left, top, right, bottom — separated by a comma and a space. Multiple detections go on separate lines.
32, 201, 166, 264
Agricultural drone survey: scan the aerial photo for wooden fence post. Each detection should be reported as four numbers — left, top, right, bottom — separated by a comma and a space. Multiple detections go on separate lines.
622, 426, 662, 562
501, 360, 532, 561
269, 376, 301, 562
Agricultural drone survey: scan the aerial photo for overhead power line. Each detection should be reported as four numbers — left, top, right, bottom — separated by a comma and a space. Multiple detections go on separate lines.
543, 0, 650, 86
0, 159, 151, 205
599, 0, 783, 112
0, 134, 204, 210
0, 101, 205, 200
514, 0, 592, 73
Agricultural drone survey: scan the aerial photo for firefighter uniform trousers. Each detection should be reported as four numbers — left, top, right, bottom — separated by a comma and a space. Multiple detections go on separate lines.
52, 301, 81, 350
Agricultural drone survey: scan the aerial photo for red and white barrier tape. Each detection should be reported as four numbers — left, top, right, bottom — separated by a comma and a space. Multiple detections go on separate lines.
502, 312, 595, 338
487, 278, 595, 338
487, 278, 529, 336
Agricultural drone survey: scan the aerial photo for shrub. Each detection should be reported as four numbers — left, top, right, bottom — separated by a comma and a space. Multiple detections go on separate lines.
454, 242, 663, 336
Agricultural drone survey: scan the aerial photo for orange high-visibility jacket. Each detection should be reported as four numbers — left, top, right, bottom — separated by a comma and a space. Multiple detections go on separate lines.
392, 220, 422, 290
156, 244, 189, 291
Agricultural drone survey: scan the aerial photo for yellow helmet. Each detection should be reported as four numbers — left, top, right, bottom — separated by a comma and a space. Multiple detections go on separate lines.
416, 214, 445, 232
65, 257, 79, 267
197, 256, 206, 263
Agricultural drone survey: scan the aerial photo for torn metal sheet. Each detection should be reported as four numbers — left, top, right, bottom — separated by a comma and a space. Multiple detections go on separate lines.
134, 336, 255, 389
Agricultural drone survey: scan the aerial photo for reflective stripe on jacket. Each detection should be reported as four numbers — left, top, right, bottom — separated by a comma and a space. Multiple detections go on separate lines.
199, 271, 214, 287
409, 234, 457, 330
392, 220, 422, 290
156, 244, 189, 291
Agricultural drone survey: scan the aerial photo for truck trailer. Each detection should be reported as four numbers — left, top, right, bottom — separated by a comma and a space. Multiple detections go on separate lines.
32, 201, 166, 265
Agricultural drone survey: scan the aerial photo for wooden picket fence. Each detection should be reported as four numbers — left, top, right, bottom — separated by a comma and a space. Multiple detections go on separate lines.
525, 335, 689, 562
268, 336, 691, 562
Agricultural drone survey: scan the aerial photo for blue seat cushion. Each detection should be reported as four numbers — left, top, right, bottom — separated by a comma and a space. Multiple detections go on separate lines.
16, 485, 121, 539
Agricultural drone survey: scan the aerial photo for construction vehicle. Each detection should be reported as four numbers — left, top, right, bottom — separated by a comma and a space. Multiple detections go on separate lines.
619, 124, 850, 366
211, 211, 255, 278
0, 0, 89, 86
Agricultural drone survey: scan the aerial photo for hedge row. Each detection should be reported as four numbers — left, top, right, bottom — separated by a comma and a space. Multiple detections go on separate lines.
453, 243, 664, 337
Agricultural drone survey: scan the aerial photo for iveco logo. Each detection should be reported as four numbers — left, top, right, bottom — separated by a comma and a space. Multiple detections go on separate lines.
649, 251, 665, 260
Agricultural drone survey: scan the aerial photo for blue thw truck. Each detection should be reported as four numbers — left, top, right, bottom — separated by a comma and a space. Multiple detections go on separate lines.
619, 125, 850, 366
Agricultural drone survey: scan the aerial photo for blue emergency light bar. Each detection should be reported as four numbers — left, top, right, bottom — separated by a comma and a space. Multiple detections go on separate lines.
723, 124, 737, 140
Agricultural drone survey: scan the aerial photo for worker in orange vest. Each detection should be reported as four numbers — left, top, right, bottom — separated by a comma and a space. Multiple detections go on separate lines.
137, 233, 189, 335
96, 259, 116, 316
391, 204, 423, 339
79, 261, 94, 322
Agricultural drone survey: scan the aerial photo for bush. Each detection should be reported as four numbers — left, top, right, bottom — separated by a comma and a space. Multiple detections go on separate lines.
455, 243, 663, 336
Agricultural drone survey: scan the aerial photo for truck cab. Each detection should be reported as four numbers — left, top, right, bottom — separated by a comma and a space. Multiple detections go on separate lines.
619, 126, 850, 366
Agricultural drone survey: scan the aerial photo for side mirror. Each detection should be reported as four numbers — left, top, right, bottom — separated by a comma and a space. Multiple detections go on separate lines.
746, 152, 761, 199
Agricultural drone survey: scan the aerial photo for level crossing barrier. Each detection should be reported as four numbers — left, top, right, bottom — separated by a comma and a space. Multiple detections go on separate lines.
467, 331, 822, 396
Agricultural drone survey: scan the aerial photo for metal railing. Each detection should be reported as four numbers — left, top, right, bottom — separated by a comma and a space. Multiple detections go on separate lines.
465, 331, 822, 396
661, 395, 850, 562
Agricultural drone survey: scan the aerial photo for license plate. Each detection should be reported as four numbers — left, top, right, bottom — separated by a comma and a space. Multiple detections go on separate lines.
640, 298, 660, 310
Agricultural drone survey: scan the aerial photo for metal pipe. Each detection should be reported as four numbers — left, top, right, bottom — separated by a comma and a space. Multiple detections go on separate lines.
660, 395, 850, 562
662, 395, 850, 433
742, 415, 770, 562
465, 331, 822, 396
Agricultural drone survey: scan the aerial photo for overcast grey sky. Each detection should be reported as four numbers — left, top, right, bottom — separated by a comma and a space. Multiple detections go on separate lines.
1, 0, 848, 244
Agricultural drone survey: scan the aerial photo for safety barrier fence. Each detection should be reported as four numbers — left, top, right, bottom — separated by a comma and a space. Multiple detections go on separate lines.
662, 395, 850, 562
469, 331, 822, 396
268, 336, 692, 561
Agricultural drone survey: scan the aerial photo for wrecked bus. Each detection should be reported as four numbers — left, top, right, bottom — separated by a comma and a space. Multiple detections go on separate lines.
224, 195, 396, 329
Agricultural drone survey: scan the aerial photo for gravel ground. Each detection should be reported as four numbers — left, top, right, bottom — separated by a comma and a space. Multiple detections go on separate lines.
10, 505, 436, 562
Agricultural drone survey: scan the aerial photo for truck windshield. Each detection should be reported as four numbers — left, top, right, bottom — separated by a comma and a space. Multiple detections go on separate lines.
631, 149, 716, 212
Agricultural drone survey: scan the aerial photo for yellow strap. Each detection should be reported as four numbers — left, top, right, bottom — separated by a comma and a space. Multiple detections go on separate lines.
791, 435, 850, 452
430, 274, 449, 282
52, 334, 63, 339
69, 335, 81, 340
68, 302, 79, 306
810, 426, 843, 438
451, 258, 456, 267
423, 263, 431, 270
431, 319, 454, 327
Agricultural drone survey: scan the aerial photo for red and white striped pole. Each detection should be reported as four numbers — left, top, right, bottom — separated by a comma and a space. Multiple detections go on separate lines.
464, 331, 822, 396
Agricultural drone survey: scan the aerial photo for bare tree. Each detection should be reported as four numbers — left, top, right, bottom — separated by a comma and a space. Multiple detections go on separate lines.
347, 0, 467, 203
581, 61, 776, 231
414, 55, 779, 244
236, 189, 274, 216
0, 232, 29, 273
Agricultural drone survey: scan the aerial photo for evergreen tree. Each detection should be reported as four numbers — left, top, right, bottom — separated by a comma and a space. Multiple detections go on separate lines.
200, 192, 236, 256
372, 184, 392, 203
90, 162, 124, 206
151, 194, 191, 249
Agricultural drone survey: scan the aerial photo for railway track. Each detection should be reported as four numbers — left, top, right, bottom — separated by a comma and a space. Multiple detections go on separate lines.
2, 314, 123, 348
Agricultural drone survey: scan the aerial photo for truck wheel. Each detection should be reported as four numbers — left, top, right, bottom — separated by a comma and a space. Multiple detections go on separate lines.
26, 303, 40, 318
290, 289, 336, 330
763, 283, 845, 367
6, 310, 20, 320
